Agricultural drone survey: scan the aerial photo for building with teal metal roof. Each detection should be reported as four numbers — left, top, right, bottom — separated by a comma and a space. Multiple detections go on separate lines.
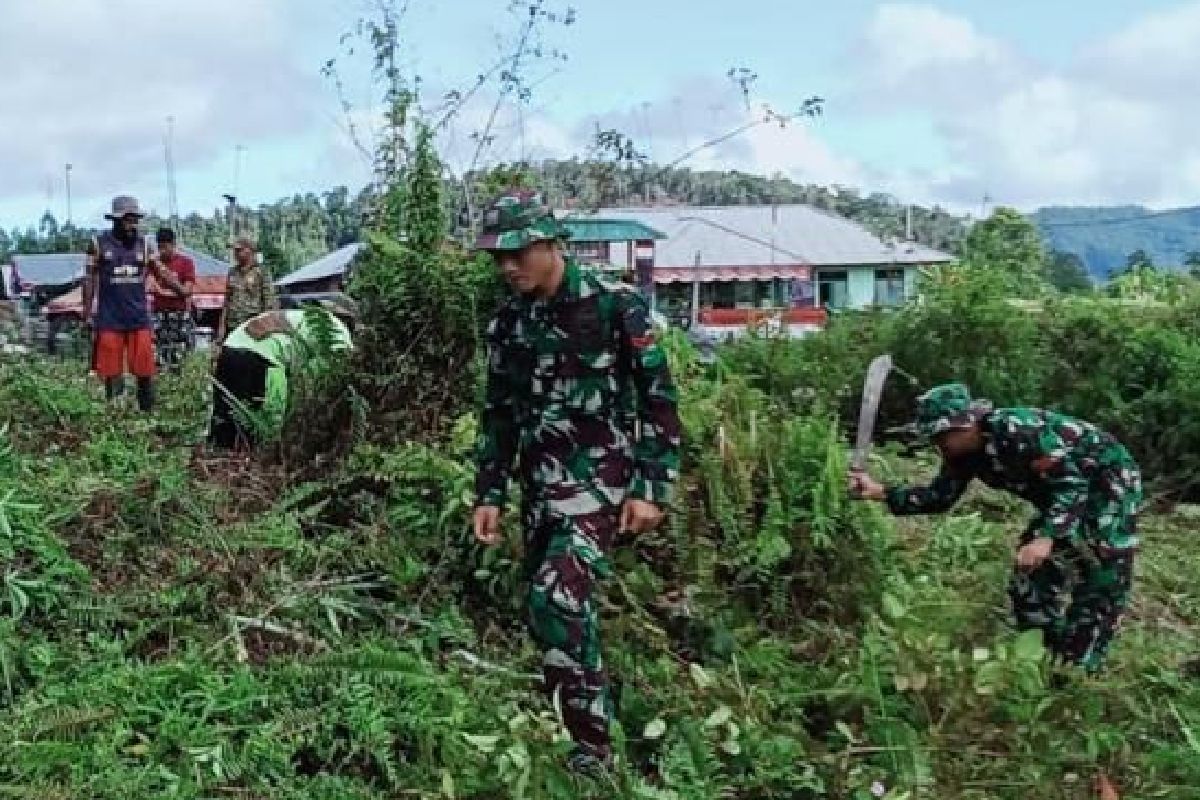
560, 218, 666, 243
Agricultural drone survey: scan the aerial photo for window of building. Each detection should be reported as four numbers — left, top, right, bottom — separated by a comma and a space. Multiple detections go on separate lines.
700, 281, 736, 309
818, 270, 849, 309
789, 278, 816, 307
874, 268, 906, 306
757, 279, 780, 308
734, 281, 757, 308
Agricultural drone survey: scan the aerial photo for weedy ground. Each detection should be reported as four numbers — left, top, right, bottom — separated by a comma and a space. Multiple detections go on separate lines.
0, 353, 1198, 800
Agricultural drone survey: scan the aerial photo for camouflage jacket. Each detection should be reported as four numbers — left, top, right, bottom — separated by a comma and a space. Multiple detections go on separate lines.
475, 259, 682, 509
223, 264, 277, 336
886, 408, 1140, 545
0, 300, 18, 343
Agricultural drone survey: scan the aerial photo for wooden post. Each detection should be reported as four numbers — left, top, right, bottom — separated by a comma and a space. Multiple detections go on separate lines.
691, 279, 700, 328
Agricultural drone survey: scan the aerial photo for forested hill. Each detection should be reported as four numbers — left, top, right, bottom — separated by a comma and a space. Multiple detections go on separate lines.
518, 160, 970, 253
1, 162, 970, 275
13, 167, 1200, 284
1032, 205, 1200, 278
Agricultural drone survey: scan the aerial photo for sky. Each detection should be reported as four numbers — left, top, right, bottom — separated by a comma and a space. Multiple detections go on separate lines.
2, 0, 1199, 231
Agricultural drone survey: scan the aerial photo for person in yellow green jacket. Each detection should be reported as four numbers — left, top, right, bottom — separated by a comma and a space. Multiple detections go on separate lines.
207, 295, 354, 449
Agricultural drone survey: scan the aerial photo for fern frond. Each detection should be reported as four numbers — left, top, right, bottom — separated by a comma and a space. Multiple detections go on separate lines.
271, 707, 326, 738
0, 782, 73, 800
30, 705, 116, 740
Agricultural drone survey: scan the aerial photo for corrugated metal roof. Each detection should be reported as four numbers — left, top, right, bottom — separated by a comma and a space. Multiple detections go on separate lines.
560, 218, 666, 242
12, 253, 85, 287
181, 246, 232, 277
276, 243, 364, 287
10, 243, 229, 287
593, 205, 955, 268
46, 275, 229, 316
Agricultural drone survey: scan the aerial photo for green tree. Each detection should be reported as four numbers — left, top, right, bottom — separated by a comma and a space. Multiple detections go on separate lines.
1126, 248, 1154, 271
960, 207, 1049, 297
1046, 249, 1092, 294
1185, 249, 1200, 278
1106, 261, 1189, 301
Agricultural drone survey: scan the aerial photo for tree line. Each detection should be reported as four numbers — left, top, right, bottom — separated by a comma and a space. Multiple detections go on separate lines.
2, 162, 973, 276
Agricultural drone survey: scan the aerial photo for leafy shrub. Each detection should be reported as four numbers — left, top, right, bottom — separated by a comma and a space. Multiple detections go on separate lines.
347, 128, 503, 445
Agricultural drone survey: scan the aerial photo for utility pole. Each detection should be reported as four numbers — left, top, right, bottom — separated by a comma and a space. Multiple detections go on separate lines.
65, 163, 73, 227
164, 116, 179, 227
223, 194, 238, 240
979, 192, 992, 219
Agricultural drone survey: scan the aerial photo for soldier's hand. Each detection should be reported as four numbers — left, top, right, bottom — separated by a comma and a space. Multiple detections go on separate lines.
620, 498, 663, 536
1016, 537, 1054, 571
847, 470, 885, 501
474, 505, 502, 546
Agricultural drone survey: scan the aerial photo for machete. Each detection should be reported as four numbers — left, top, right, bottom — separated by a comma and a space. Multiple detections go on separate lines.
850, 354, 893, 472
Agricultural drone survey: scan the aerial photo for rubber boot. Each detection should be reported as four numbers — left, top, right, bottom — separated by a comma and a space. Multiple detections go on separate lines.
105, 378, 125, 402
136, 378, 154, 413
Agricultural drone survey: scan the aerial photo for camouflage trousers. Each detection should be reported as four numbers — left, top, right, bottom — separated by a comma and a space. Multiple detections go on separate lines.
523, 496, 618, 760
153, 311, 194, 370
1009, 461, 1142, 673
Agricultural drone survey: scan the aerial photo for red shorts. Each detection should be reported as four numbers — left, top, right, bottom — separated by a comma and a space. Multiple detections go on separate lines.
94, 329, 155, 379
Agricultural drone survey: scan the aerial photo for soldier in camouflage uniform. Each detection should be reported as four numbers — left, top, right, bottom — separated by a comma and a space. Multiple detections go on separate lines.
850, 384, 1141, 674
217, 237, 277, 345
471, 189, 682, 772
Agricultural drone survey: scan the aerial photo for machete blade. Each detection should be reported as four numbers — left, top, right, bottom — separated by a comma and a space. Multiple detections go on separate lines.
851, 354, 893, 472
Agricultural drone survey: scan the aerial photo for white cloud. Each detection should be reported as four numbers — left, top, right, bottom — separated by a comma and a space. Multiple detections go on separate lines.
691, 114, 867, 188
558, 76, 865, 189
850, 1, 1200, 209
0, 0, 322, 218
864, 4, 1014, 85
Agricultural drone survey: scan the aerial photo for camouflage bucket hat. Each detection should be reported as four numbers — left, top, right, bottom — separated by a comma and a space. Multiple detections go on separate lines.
472, 188, 569, 252
916, 383, 991, 438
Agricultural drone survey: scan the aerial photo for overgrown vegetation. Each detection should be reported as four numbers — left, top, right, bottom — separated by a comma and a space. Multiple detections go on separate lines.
5, 282, 1200, 797
720, 255, 1200, 499
7, 152, 1200, 797
4, 5, 1200, 799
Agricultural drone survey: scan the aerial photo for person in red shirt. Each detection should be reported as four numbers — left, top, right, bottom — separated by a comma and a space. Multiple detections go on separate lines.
152, 227, 196, 369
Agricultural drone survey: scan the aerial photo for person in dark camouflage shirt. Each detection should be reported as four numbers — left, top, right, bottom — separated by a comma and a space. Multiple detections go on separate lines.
850, 383, 1141, 675
471, 189, 682, 773
218, 237, 277, 344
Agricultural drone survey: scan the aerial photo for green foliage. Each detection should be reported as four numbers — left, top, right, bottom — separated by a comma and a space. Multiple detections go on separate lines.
4, 8, 1200, 796
886, 264, 1050, 406
961, 207, 1050, 298
1046, 249, 1093, 294
667, 336, 888, 626
5, 269, 1200, 797
456, 159, 969, 252
1106, 263, 1193, 302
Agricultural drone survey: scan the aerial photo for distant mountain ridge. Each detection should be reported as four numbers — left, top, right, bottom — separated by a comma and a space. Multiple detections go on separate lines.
1032, 205, 1200, 278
